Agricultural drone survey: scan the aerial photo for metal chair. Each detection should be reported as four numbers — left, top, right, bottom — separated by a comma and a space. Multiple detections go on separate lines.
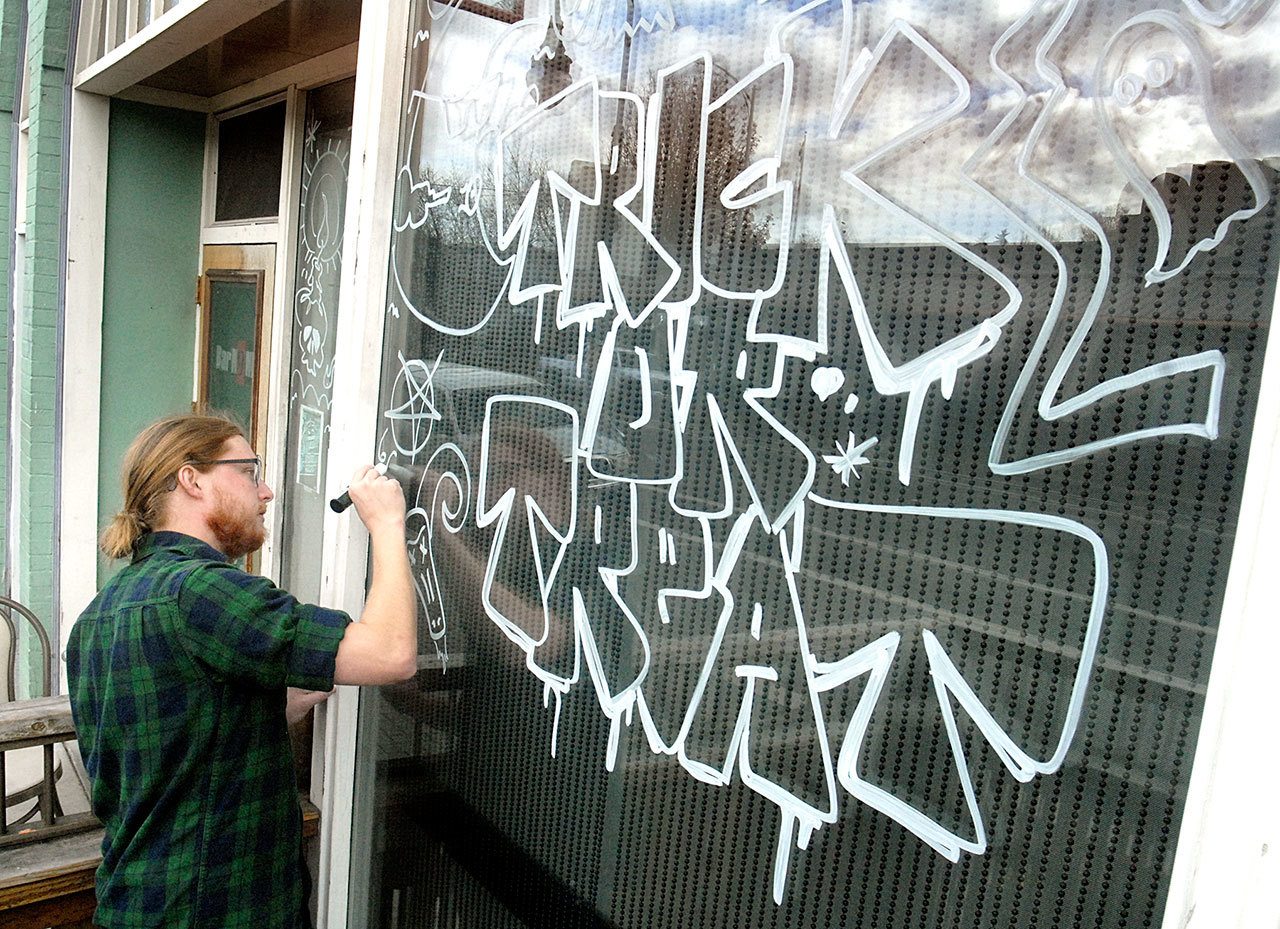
0, 595, 77, 838
0, 594, 52, 701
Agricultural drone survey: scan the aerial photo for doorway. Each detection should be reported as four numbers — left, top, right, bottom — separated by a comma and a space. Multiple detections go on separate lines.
197, 244, 276, 451
197, 243, 276, 573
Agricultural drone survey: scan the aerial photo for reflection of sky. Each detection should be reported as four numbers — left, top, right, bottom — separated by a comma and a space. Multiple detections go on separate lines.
411, 0, 1280, 243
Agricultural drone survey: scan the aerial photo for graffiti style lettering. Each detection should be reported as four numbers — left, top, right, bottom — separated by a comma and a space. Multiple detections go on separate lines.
378, 0, 1274, 905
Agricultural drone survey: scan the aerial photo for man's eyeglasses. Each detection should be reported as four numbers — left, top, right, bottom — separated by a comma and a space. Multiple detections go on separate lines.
191, 457, 262, 486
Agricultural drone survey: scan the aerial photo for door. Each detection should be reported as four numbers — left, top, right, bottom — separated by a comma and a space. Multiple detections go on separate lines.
197, 243, 276, 573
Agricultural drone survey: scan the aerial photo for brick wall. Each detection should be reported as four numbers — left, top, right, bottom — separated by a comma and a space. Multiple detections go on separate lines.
0, 0, 22, 594
10, 0, 68, 695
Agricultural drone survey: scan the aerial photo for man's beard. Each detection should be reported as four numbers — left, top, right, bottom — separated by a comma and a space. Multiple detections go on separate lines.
208, 488, 266, 560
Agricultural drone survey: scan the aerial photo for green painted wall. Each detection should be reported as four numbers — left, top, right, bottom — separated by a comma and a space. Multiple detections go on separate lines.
97, 99, 204, 583
0, 0, 23, 593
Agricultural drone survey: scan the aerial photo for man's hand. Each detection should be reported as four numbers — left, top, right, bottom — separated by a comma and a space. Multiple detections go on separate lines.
333, 463, 418, 686
286, 687, 332, 724
346, 464, 407, 534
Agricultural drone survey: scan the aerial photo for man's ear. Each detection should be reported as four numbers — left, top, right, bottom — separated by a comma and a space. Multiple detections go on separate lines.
174, 463, 206, 499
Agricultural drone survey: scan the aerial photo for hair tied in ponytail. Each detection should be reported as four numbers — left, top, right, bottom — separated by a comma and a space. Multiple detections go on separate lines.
100, 509, 148, 561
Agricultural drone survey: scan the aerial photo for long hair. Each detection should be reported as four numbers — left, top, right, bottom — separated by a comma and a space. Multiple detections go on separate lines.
100, 414, 244, 560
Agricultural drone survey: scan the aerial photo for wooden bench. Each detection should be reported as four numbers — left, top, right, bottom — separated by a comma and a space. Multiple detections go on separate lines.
0, 827, 101, 929
0, 696, 99, 848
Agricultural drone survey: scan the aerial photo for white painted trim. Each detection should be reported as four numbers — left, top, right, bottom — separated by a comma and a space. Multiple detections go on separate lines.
191, 302, 202, 408
214, 90, 288, 123
258, 84, 307, 583
200, 221, 280, 246
76, 0, 283, 96
96, 41, 357, 118
200, 94, 288, 239
125, 0, 140, 43
113, 83, 212, 113
199, 110, 217, 233
103, 0, 121, 53
58, 91, 112, 686
78, 0, 105, 73
208, 42, 358, 114
316, 1, 412, 926
1161, 266, 1280, 928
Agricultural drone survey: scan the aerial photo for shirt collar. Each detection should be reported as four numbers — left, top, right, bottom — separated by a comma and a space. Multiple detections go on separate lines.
133, 530, 231, 564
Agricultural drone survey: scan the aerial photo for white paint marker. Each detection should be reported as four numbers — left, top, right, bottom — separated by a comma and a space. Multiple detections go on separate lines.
329, 461, 399, 513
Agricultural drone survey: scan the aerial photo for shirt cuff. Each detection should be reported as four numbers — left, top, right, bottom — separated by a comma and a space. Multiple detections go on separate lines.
286, 605, 351, 691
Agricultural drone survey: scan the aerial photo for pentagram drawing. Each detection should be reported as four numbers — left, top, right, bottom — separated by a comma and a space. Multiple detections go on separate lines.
384, 350, 444, 459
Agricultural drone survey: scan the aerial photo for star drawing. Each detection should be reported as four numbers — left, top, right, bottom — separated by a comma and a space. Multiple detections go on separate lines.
824, 433, 879, 486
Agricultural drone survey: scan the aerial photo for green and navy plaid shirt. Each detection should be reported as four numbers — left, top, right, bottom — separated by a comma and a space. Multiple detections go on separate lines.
67, 531, 351, 929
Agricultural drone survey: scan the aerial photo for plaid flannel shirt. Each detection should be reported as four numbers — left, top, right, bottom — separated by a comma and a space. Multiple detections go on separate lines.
67, 531, 351, 929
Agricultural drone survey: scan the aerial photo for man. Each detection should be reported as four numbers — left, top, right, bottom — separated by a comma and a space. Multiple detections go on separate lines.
66, 414, 416, 929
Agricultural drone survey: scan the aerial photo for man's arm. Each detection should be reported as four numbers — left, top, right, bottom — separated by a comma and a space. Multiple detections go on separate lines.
333, 465, 418, 685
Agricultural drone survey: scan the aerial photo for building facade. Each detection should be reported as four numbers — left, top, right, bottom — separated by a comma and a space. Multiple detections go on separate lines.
2, 1, 1278, 927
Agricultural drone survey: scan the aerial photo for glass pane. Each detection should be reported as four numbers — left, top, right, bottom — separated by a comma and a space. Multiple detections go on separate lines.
279, 78, 356, 603
205, 276, 260, 432
215, 101, 286, 222
354, 3, 1280, 929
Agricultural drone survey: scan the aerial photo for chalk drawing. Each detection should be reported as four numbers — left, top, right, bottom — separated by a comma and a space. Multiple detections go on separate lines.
823, 432, 877, 486
811, 367, 845, 402
373, 0, 1274, 904
384, 351, 444, 459
977, 1, 1234, 476
289, 123, 348, 438
405, 442, 473, 666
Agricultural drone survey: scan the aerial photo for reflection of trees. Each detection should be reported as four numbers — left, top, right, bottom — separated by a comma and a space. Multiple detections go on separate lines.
399, 164, 517, 366
411, 172, 472, 245
415, 144, 558, 251
413, 67, 772, 259
399, 65, 773, 361
623, 67, 771, 264
491, 142, 561, 248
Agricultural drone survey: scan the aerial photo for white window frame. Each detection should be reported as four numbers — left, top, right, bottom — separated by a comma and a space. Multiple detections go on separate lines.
314, 2, 413, 926
201, 92, 288, 240
197, 56, 356, 582
59, 91, 111, 673
1160, 274, 1280, 926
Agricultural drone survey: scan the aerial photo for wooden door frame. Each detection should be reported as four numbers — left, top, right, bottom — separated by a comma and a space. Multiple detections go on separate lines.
196, 245, 276, 576
196, 267, 267, 439
197, 243, 277, 459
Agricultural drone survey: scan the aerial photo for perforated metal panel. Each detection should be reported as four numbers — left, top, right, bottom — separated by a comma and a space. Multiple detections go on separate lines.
351, 3, 1280, 927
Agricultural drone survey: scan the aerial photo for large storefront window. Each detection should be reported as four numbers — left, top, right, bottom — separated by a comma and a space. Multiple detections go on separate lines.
351, 2, 1280, 927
